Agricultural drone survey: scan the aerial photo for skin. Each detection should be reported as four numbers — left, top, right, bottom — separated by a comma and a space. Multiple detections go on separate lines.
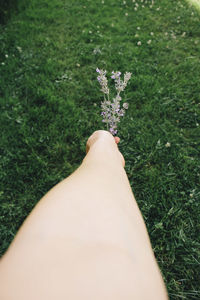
0, 130, 168, 300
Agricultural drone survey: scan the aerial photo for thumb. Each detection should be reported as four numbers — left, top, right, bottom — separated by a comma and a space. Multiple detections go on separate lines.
114, 137, 120, 144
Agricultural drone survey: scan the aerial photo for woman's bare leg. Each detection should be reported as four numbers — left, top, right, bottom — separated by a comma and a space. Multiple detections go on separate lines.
0, 130, 168, 300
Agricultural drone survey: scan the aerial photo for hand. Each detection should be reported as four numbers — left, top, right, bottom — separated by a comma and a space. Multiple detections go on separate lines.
86, 130, 125, 167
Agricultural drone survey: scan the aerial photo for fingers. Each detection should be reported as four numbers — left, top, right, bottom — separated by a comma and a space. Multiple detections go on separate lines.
114, 137, 120, 144
85, 130, 125, 167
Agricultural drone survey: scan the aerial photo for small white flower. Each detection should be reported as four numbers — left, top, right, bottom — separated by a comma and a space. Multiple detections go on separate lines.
137, 27, 140, 30
5, 54, 8, 58
135, 33, 139, 37
123, 103, 129, 109
157, 139, 161, 147
93, 47, 101, 54
182, 32, 186, 37
16, 46, 22, 53
125, 12, 128, 16
134, 7, 137, 11
76, 63, 80, 67
150, 32, 154, 36
1, 62, 5, 65
147, 40, 152, 44
165, 142, 171, 148
89, 30, 92, 34
137, 41, 142, 46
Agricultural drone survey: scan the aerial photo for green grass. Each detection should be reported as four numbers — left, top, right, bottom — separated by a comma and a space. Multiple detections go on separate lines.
0, 0, 200, 298
0, 0, 27, 25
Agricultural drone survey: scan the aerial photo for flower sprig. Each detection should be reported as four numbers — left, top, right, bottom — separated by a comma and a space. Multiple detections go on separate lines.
96, 68, 131, 135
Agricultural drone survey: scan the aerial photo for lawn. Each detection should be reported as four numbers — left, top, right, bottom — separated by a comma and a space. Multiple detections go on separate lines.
0, 0, 200, 298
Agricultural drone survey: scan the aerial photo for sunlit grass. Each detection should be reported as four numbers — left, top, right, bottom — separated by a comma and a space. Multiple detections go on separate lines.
185, 0, 200, 10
